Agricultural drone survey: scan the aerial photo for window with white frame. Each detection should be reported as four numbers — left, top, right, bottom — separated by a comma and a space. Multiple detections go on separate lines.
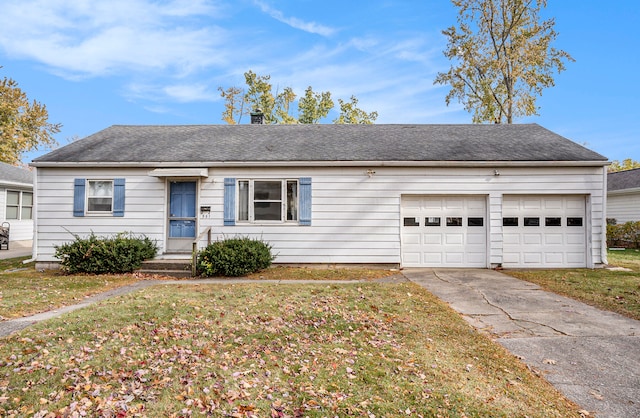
87, 180, 113, 213
5, 191, 33, 220
238, 179, 299, 222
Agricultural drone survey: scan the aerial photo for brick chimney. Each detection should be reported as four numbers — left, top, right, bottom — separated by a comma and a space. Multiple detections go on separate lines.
250, 109, 265, 124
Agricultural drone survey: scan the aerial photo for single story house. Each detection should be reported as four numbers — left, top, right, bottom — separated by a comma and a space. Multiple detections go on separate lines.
30, 123, 608, 269
0, 161, 34, 242
607, 168, 640, 224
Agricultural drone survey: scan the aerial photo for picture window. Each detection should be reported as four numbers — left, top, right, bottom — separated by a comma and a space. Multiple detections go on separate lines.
238, 179, 299, 223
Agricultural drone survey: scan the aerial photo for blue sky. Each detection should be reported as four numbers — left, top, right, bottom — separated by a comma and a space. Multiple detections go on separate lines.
1, 0, 638, 164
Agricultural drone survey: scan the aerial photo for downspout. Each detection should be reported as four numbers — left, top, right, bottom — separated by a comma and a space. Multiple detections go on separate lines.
601, 167, 608, 265
23, 166, 38, 264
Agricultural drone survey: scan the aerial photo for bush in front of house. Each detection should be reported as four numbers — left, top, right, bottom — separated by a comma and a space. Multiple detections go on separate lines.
54, 232, 158, 274
607, 221, 640, 249
197, 236, 274, 277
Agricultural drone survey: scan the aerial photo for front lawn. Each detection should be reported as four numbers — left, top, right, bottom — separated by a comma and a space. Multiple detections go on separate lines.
0, 283, 580, 417
0, 257, 395, 320
0, 260, 142, 321
505, 250, 640, 320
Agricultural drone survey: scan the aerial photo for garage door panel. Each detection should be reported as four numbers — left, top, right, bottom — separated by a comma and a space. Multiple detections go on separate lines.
503, 195, 586, 268
544, 199, 563, 209
445, 233, 464, 245
544, 234, 563, 245
467, 233, 486, 245
504, 233, 520, 244
403, 252, 420, 264
523, 199, 542, 209
524, 253, 542, 264
424, 253, 442, 263
566, 233, 585, 245
544, 253, 563, 264
567, 253, 586, 264
404, 232, 421, 245
445, 253, 464, 264
423, 233, 442, 245
523, 234, 542, 245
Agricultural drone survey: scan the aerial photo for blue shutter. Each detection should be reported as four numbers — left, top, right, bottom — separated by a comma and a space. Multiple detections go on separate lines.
299, 177, 312, 226
113, 178, 125, 217
224, 178, 236, 226
73, 179, 85, 217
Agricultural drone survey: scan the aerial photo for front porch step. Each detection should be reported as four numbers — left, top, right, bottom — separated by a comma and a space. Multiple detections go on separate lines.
138, 259, 193, 278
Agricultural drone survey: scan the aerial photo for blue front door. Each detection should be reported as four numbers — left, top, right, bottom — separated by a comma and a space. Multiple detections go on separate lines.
168, 182, 196, 250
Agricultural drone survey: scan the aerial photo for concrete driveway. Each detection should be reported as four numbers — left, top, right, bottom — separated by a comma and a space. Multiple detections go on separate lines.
0, 240, 32, 260
403, 268, 640, 418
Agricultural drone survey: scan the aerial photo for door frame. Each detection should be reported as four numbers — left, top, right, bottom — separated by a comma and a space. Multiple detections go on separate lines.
165, 179, 199, 253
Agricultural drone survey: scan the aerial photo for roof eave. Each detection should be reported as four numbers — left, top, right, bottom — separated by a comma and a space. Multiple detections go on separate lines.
30, 160, 609, 168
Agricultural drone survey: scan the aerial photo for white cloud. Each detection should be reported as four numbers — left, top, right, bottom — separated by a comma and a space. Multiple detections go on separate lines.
253, 0, 336, 37
0, 0, 227, 78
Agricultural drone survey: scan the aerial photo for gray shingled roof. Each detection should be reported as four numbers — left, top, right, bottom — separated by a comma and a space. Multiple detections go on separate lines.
608, 168, 640, 191
32, 124, 607, 165
0, 162, 33, 186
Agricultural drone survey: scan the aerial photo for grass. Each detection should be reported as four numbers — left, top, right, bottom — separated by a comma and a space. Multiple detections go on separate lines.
504, 249, 640, 320
0, 282, 581, 417
0, 256, 395, 320
0, 257, 142, 320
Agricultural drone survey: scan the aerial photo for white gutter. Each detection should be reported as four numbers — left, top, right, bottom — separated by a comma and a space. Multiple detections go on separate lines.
602, 168, 608, 265
30, 160, 610, 168
0, 180, 33, 188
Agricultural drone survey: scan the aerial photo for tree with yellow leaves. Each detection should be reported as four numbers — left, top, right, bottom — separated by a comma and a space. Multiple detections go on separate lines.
0, 70, 61, 164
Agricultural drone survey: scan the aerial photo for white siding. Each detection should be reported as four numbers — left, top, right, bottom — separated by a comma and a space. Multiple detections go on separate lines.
607, 191, 640, 223
35, 165, 607, 268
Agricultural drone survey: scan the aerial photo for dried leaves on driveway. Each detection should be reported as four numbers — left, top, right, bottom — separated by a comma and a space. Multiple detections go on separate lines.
0, 283, 579, 417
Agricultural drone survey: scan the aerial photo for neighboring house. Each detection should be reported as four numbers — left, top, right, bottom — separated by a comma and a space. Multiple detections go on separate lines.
607, 168, 640, 223
0, 162, 34, 241
30, 123, 608, 269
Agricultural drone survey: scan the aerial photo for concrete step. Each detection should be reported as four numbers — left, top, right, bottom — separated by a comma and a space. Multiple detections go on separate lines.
138, 259, 193, 278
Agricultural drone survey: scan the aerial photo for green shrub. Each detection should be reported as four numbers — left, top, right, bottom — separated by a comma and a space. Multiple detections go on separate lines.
54, 232, 158, 274
607, 221, 640, 249
197, 237, 274, 277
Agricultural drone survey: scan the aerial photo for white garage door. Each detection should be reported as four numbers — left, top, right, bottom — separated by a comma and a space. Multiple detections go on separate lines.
401, 196, 487, 267
502, 195, 586, 268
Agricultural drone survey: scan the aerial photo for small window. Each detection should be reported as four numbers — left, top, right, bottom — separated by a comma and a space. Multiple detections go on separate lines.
503, 217, 518, 227
468, 217, 484, 227
524, 217, 540, 226
87, 180, 113, 213
425, 217, 441, 226
567, 217, 583, 227
545, 217, 562, 227
404, 217, 419, 227
446, 217, 463, 226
